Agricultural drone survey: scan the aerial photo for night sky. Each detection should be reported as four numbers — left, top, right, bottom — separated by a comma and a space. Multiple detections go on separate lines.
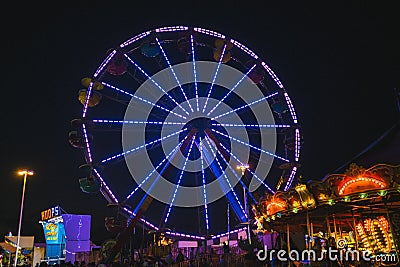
1, 2, 399, 245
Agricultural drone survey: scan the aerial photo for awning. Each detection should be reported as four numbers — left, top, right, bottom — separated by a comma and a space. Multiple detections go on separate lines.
0, 242, 16, 254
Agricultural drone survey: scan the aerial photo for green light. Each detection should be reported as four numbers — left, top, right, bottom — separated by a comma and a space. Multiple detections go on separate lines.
266, 217, 271, 222
271, 215, 276, 220
397, 186, 400, 193
328, 199, 335, 205
293, 208, 299, 213
378, 190, 387, 196
344, 196, 350, 202
276, 213, 282, 218
359, 193, 368, 199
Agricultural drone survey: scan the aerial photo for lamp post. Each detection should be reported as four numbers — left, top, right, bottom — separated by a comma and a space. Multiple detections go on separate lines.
14, 170, 34, 267
236, 164, 251, 244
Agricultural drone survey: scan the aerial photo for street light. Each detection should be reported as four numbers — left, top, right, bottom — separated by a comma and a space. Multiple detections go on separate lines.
236, 164, 251, 244
14, 170, 34, 267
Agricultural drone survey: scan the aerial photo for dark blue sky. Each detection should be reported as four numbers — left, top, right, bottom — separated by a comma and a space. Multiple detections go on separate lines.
1, 2, 399, 245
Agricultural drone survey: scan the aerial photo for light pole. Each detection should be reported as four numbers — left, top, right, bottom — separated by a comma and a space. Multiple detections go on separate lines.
236, 164, 251, 244
14, 170, 34, 267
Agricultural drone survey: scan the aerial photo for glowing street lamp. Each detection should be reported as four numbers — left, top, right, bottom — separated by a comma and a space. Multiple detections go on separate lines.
14, 170, 34, 267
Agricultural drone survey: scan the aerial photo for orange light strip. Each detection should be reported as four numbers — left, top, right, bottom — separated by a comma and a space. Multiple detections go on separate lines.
338, 177, 386, 195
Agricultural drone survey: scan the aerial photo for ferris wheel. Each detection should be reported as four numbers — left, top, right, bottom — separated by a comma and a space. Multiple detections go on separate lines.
70, 26, 302, 236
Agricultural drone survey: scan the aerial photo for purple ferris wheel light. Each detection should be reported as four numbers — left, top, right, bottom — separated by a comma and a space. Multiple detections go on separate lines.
120, 31, 151, 48
230, 39, 258, 59
94, 50, 117, 78
261, 61, 284, 89
155, 26, 189, 32
193, 27, 225, 38
295, 128, 301, 162
284, 166, 298, 191
284, 92, 298, 124
93, 169, 119, 203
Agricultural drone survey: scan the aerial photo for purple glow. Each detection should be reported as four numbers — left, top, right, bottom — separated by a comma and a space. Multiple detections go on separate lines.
94, 50, 117, 78
191, 35, 199, 112
124, 54, 189, 115
212, 92, 278, 120
261, 62, 283, 88
155, 26, 189, 32
92, 119, 185, 126
212, 123, 290, 128
93, 169, 119, 203
284, 92, 298, 124
101, 128, 187, 164
295, 128, 300, 162
202, 44, 227, 113
207, 64, 257, 116
218, 142, 275, 194
199, 143, 210, 230
203, 137, 247, 218
120, 31, 151, 48
82, 82, 94, 118
123, 207, 159, 231
101, 81, 187, 120
284, 166, 298, 191
82, 123, 92, 163
156, 38, 193, 113
230, 39, 258, 59
165, 231, 205, 240
125, 136, 189, 201
211, 129, 289, 162
164, 136, 196, 223
193, 27, 225, 38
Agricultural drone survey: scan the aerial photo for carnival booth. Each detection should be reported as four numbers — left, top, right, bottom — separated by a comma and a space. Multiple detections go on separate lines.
253, 163, 400, 266
39, 206, 91, 264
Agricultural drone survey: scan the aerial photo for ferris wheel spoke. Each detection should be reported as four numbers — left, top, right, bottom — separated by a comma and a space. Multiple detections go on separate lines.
199, 143, 210, 230
92, 119, 185, 126
164, 135, 196, 224
125, 134, 190, 201
124, 54, 190, 115
156, 38, 194, 113
211, 123, 290, 128
202, 137, 247, 220
211, 128, 289, 162
217, 142, 275, 194
100, 128, 187, 164
204, 136, 257, 204
190, 35, 199, 112
211, 92, 279, 120
202, 44, 227, 113
207, 64, 257, 116
101, 81, 187, 120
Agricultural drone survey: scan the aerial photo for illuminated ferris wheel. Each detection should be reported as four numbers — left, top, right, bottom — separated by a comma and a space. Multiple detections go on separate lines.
70, 26, 302, 236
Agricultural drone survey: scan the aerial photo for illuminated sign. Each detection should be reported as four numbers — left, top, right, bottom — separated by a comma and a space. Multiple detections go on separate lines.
42, 221, 65, 244
41, 205, 62, 221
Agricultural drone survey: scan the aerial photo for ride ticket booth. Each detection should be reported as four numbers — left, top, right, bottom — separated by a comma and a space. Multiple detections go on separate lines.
39, 206, 91, 264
